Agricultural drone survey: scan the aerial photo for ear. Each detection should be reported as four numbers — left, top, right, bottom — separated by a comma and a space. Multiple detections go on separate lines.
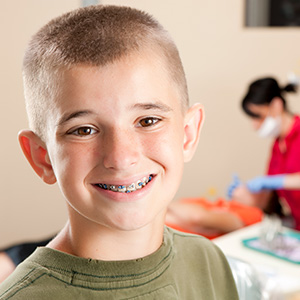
270, 97, 284, 116
183, 103, 205, 162
18, 130, 56, 184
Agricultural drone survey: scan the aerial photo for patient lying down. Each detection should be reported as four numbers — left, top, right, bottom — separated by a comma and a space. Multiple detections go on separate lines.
166, 197, 263, 239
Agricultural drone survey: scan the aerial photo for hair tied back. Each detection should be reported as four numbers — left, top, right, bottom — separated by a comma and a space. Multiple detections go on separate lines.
282, 83, 297, 93
285, 72, 300, 93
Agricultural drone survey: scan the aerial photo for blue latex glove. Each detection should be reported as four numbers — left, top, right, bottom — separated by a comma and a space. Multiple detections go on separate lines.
246, 175, 285, 193
227, 174, 242, 199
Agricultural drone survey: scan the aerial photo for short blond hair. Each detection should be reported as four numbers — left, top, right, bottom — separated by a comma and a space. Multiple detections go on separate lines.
23, 5, 189, 139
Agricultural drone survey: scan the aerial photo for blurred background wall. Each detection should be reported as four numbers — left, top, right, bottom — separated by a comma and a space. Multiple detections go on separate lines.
1, 0, 300, 248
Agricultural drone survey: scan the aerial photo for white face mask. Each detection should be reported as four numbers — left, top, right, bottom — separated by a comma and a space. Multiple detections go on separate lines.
257, 116, 281, 138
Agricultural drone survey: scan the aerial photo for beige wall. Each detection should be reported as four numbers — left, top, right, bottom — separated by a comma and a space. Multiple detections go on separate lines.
1, 0, 300, 248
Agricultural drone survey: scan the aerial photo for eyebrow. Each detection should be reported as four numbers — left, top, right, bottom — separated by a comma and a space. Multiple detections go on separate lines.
57, 110, 94, 127
131, 102, 173, 112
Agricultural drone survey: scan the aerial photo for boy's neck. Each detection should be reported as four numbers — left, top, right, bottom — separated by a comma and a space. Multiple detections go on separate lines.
48, 214, 166, 261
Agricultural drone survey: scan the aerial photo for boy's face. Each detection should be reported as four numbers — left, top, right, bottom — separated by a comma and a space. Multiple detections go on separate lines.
29, 53, 202, 232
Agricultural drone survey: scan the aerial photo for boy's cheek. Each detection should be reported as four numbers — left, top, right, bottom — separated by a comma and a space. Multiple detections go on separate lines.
142, 133, 183, 160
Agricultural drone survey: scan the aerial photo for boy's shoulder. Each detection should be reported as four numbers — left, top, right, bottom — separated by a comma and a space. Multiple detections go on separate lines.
164, 227, 239, 299
165, 226, 231, 269
0, 254, 51, 300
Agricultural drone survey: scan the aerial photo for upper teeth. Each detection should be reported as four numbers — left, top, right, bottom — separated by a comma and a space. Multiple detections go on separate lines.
97, 175, 152, 193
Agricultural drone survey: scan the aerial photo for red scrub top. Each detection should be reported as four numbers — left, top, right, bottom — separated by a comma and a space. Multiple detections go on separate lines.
268, 115, 300, 231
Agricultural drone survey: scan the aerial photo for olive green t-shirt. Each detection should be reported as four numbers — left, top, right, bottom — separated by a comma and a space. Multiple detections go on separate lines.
0, 227, 238, 299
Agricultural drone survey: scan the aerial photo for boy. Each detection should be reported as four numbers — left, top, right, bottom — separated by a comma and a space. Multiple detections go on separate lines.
0, 5, 238, 299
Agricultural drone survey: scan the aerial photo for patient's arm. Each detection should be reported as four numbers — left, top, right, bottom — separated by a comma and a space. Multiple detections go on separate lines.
231, 185, 271, 210
0, 251, 15, 283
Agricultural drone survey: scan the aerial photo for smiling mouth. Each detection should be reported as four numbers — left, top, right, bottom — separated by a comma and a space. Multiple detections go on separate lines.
95, 175, 153, 193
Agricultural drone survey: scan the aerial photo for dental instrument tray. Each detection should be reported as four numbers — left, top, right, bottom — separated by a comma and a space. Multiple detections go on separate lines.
242, 230, 300, 264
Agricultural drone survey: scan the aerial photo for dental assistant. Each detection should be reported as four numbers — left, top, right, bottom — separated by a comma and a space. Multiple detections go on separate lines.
229, 77, 300, 231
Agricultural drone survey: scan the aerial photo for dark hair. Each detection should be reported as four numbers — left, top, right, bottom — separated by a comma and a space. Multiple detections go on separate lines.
241, 77, 297, 118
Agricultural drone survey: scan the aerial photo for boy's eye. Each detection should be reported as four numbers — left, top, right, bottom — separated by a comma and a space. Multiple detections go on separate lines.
139, 117, 160, 127
68, 126, 97, 136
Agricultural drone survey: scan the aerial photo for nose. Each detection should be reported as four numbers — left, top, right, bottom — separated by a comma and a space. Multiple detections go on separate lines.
102, 129, 139, 170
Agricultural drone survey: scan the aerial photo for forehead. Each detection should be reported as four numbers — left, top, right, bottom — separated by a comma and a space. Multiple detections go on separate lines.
247, 103, 270, 119
55, 53, 183, 114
